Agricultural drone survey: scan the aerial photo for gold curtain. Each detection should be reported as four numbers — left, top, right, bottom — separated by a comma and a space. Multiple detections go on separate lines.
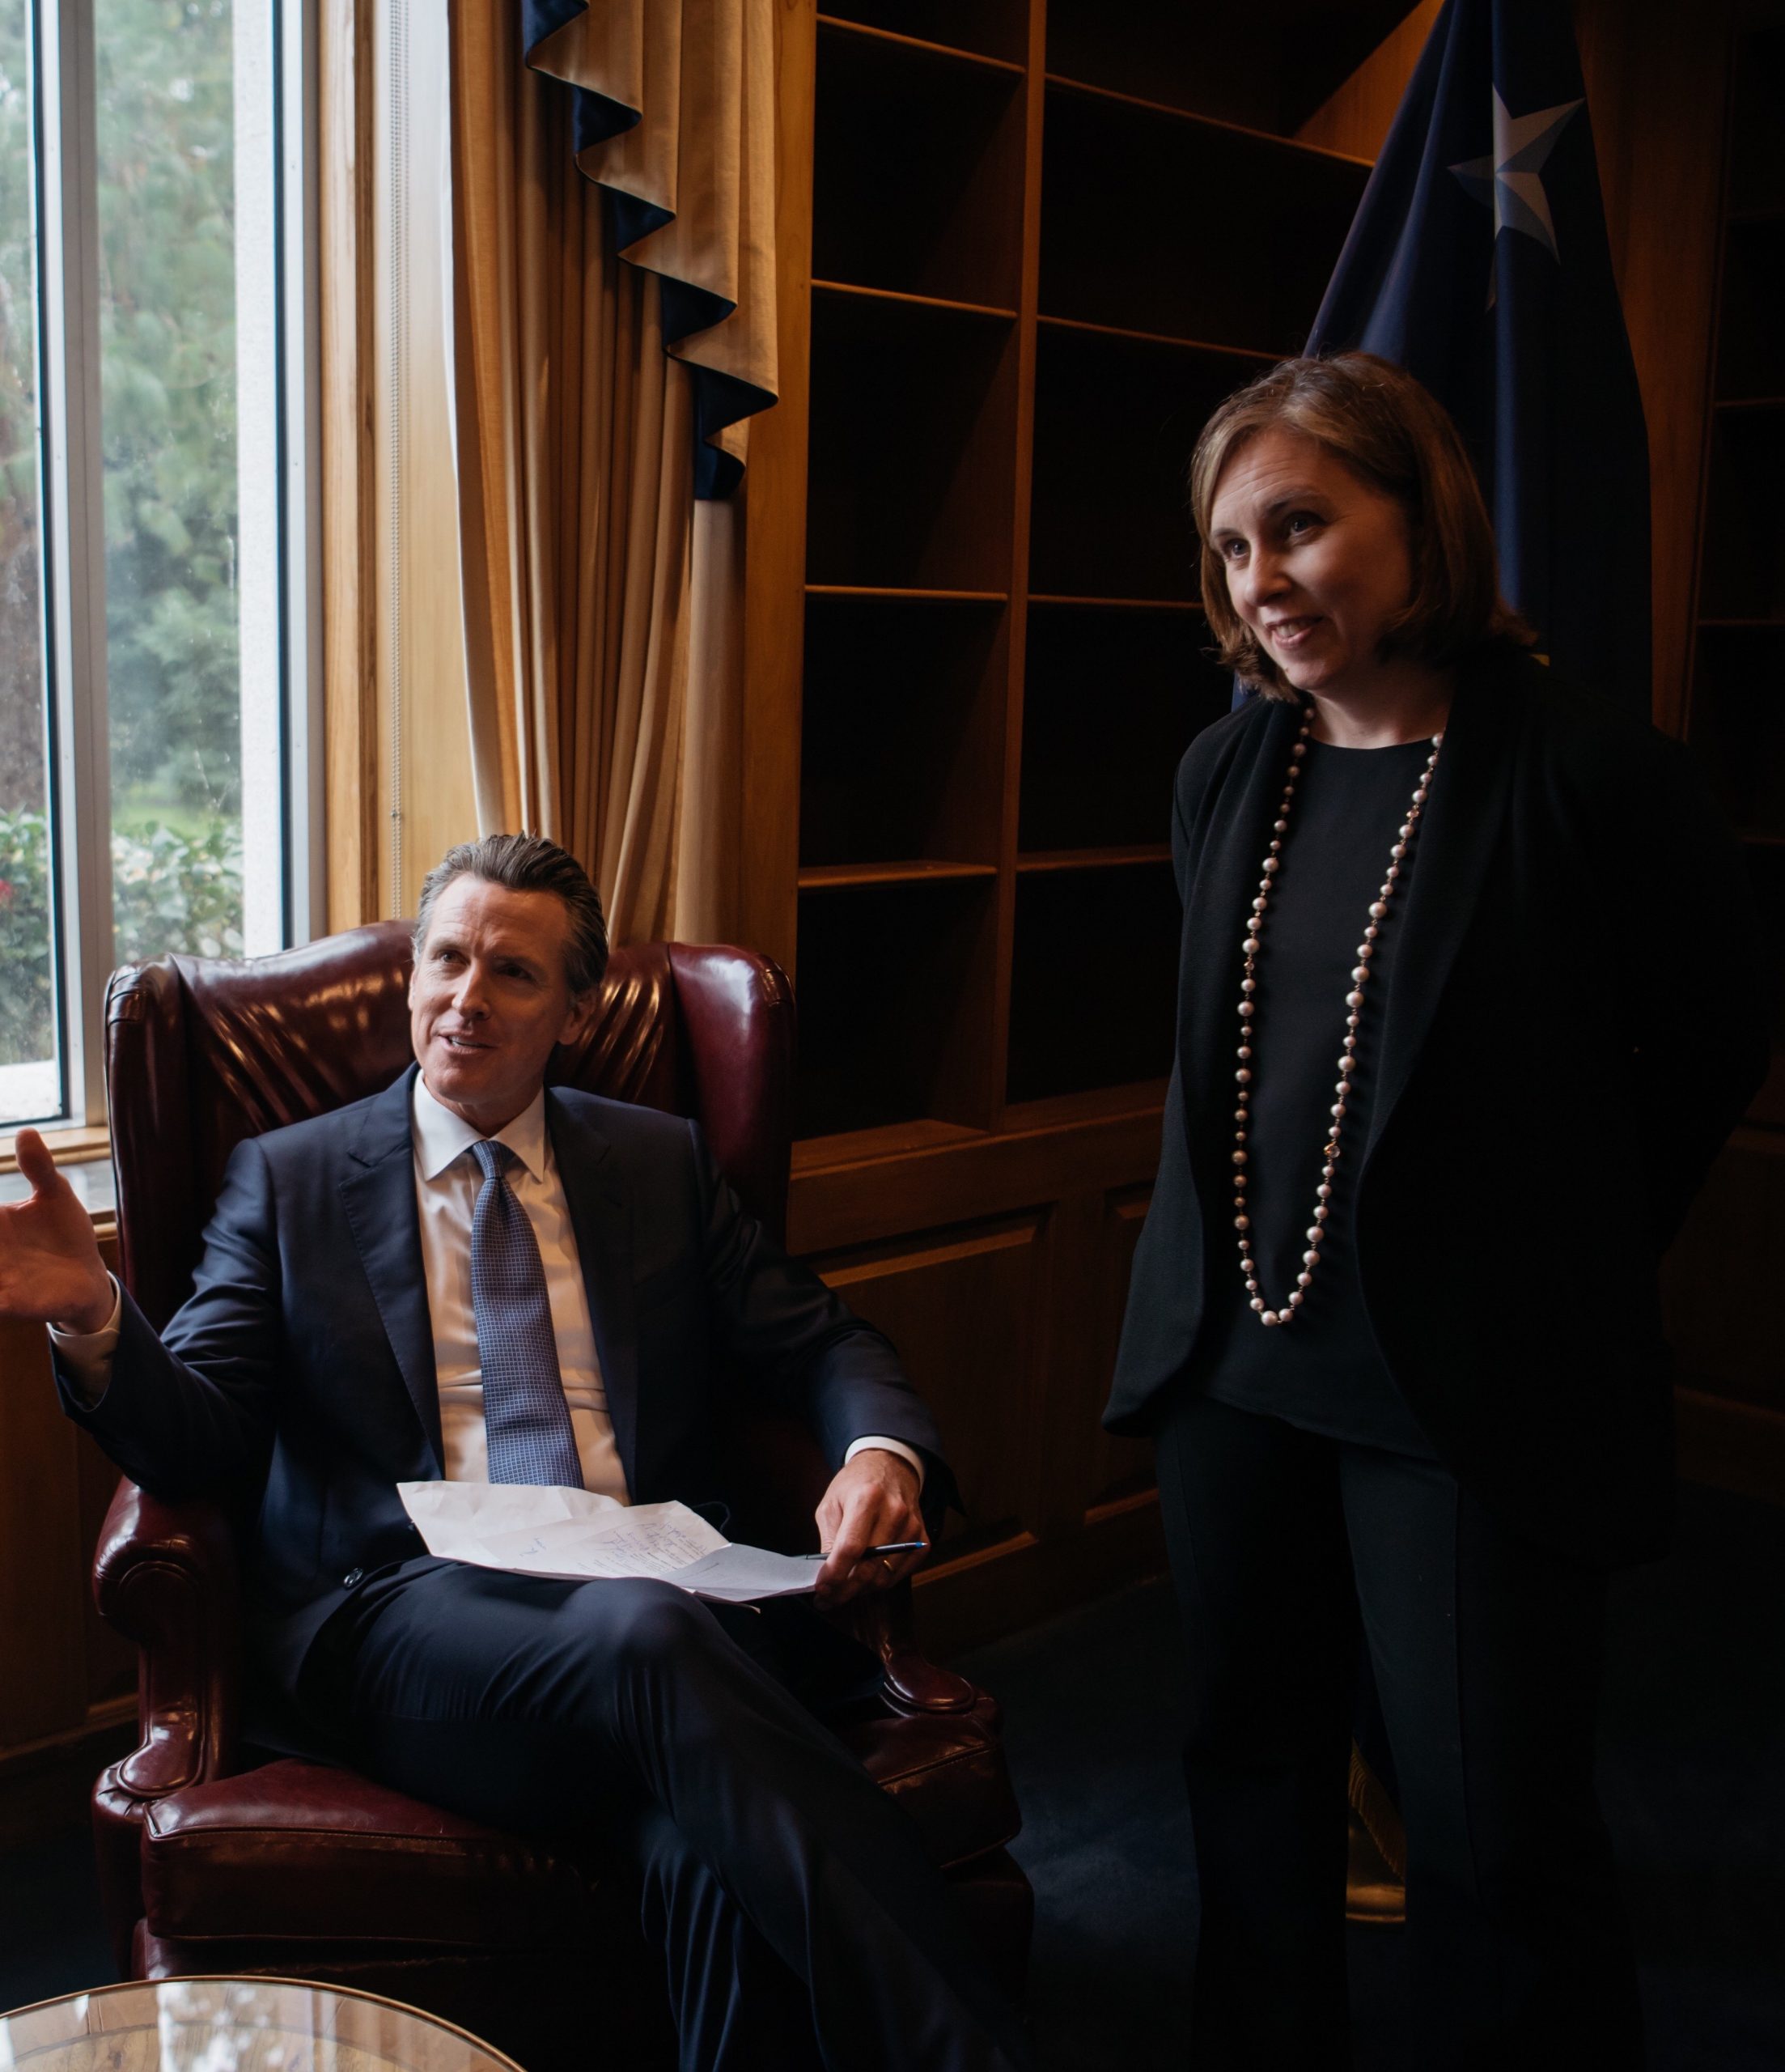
448, 0, 774, 943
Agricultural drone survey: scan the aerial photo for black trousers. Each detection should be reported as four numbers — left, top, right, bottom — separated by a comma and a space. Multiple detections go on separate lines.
300, 1561, 1032, 2072
1155, 1390, 1642, 2072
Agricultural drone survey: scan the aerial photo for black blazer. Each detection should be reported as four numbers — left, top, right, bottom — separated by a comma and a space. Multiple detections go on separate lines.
60, 1067, 949, 1688
1107, 644, 1770, 1565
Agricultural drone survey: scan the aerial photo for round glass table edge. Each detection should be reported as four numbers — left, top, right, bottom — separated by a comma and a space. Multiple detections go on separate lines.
0, 1976, 527, 2072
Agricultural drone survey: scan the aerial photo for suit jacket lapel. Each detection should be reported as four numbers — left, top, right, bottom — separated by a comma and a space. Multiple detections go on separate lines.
1363, 656, 1521, 1165
548, 1092, 641, 1496
1178, 697, 1304, 1201
338, 1064, 444, 1471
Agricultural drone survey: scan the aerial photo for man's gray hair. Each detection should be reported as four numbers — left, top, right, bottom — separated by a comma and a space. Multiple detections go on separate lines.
413, 834, 610, 997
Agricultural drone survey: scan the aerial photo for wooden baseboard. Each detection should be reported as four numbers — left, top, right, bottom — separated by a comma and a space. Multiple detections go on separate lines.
1676, 1386, 1785, 1507
914, 1491, 1167, 1658
0, 1696, 136, 1851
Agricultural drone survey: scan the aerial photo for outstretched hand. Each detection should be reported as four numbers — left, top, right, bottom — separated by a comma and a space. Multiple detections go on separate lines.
812, 1448, 927, 1608
0, 1128, 114, 1333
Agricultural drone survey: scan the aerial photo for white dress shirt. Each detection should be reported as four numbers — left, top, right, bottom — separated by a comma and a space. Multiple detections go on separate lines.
52, 1072, 922, 1497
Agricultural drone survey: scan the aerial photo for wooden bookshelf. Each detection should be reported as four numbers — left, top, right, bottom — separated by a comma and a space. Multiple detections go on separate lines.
1688, 26, 1785, 1052
1041, 0, 1417, 134
816, 5, 1028, 72
743, 2, 1429, 1645
1668, 23, 1785, 1450
1037, 83, 1370, 348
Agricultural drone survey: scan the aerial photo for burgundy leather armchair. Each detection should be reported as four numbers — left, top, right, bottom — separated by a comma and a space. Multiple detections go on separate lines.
89, 923, 1032, 2067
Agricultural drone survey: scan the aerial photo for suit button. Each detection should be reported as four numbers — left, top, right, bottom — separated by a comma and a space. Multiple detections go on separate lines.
342, 1569, 364, 1589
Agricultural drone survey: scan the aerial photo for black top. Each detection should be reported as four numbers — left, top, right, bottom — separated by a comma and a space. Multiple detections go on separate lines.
1108, 646, 1770, 1564
1197, 736, 1437, 1456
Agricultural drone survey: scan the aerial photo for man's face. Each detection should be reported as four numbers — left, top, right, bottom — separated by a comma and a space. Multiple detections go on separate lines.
407, 874, 594, 1134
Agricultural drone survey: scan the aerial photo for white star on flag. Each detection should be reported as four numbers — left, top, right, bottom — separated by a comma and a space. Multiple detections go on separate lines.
1451, 88, 1584, 302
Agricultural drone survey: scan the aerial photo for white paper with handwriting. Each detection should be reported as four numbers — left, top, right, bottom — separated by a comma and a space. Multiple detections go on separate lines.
396, 1482, 820, 1603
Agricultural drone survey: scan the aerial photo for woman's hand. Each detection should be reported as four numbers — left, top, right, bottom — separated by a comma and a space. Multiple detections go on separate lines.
812, 1449, 927, 1607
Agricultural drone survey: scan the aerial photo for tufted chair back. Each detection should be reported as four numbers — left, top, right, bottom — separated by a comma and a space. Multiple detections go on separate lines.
105, 924, 794, 1333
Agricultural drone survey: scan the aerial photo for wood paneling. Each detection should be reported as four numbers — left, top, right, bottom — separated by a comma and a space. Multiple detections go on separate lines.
1295, 2, 1441, 159
910, 1491, 1167, 1659
1577, 0, 1735, 736
788, 1093, 1164, 1254
816, 1218, 1044, 1552
805, 1171, 1166, 1641
0, 1314, 89, 1749
0, 1230, 138, 1848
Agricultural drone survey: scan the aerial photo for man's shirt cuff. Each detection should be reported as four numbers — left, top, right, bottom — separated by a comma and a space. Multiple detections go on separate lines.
47, 1272, 123, 1404
844, 1434, 926, 1491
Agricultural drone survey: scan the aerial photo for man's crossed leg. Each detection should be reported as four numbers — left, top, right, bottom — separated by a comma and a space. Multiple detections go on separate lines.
306, 1562, 1033, 2072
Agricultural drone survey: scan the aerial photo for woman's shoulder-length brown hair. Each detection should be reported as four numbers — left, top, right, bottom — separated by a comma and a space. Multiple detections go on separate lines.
1188, 352, 1533, 699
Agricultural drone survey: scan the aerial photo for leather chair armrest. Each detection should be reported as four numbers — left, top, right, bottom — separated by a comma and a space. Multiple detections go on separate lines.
94, 1477, 244, 1796
726, 1412, 974, 1716
844, 1586, 977, 1717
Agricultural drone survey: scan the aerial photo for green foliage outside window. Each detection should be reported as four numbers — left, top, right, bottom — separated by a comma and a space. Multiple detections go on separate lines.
0, 811, 53, 1067
0, 807, 244, 1064
0, 0, 248, 1081
97, 0, 244, 836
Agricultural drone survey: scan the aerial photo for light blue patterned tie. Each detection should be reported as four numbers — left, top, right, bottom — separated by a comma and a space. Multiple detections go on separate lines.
469, 1139, 584, 1488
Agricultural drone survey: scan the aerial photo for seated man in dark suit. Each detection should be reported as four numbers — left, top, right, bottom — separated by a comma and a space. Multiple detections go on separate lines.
0, 833, 1032, 2072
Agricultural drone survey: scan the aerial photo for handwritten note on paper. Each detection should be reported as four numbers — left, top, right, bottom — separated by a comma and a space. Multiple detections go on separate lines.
396, 1483, 819, 1602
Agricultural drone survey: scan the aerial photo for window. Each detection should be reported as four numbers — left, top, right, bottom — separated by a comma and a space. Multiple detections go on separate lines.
0, 0, 317, 1132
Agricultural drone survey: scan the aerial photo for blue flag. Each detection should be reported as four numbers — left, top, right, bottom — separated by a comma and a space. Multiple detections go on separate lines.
1308, 0, 1651, 715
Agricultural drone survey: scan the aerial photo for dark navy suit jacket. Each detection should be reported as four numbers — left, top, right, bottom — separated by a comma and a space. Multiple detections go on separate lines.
59, 1065, 947, 1693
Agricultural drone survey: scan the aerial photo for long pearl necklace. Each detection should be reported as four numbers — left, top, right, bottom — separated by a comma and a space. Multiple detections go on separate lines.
1232, 711, 1444, 1328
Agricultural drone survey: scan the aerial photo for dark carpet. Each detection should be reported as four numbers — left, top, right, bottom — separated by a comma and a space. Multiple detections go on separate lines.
2, 1478, 1780, 2067
954, 1476, 1785, 2071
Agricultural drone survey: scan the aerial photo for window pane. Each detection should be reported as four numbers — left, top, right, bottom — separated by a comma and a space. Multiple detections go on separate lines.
0, 0, 63, 1124
95, 0, 250, 963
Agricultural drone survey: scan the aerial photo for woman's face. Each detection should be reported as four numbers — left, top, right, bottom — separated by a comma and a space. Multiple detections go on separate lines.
1208, 427, 1416, 701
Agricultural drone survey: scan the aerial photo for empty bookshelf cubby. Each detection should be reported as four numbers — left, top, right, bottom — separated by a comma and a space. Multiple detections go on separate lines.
812, 20, 1026, 308
792, 877, 999, 1140
1005, 861, 1181, 1105
1715, 215, 1785, 403
805, 288, 1019, 592
1037, 83, 1369, 350
799, 593, 1007, 871
1028, 329, 1264, 601
1692, 626, 1785, 839
1044, 0, 1418, 138
816, 0, 1028, 69
1020, 605, 1230, 853
1725, 26, 1785, 218
1698, 406, 1785, 622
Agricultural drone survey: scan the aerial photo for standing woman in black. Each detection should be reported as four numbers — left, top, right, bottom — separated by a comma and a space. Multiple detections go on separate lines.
1107, 353, 1769, 2071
